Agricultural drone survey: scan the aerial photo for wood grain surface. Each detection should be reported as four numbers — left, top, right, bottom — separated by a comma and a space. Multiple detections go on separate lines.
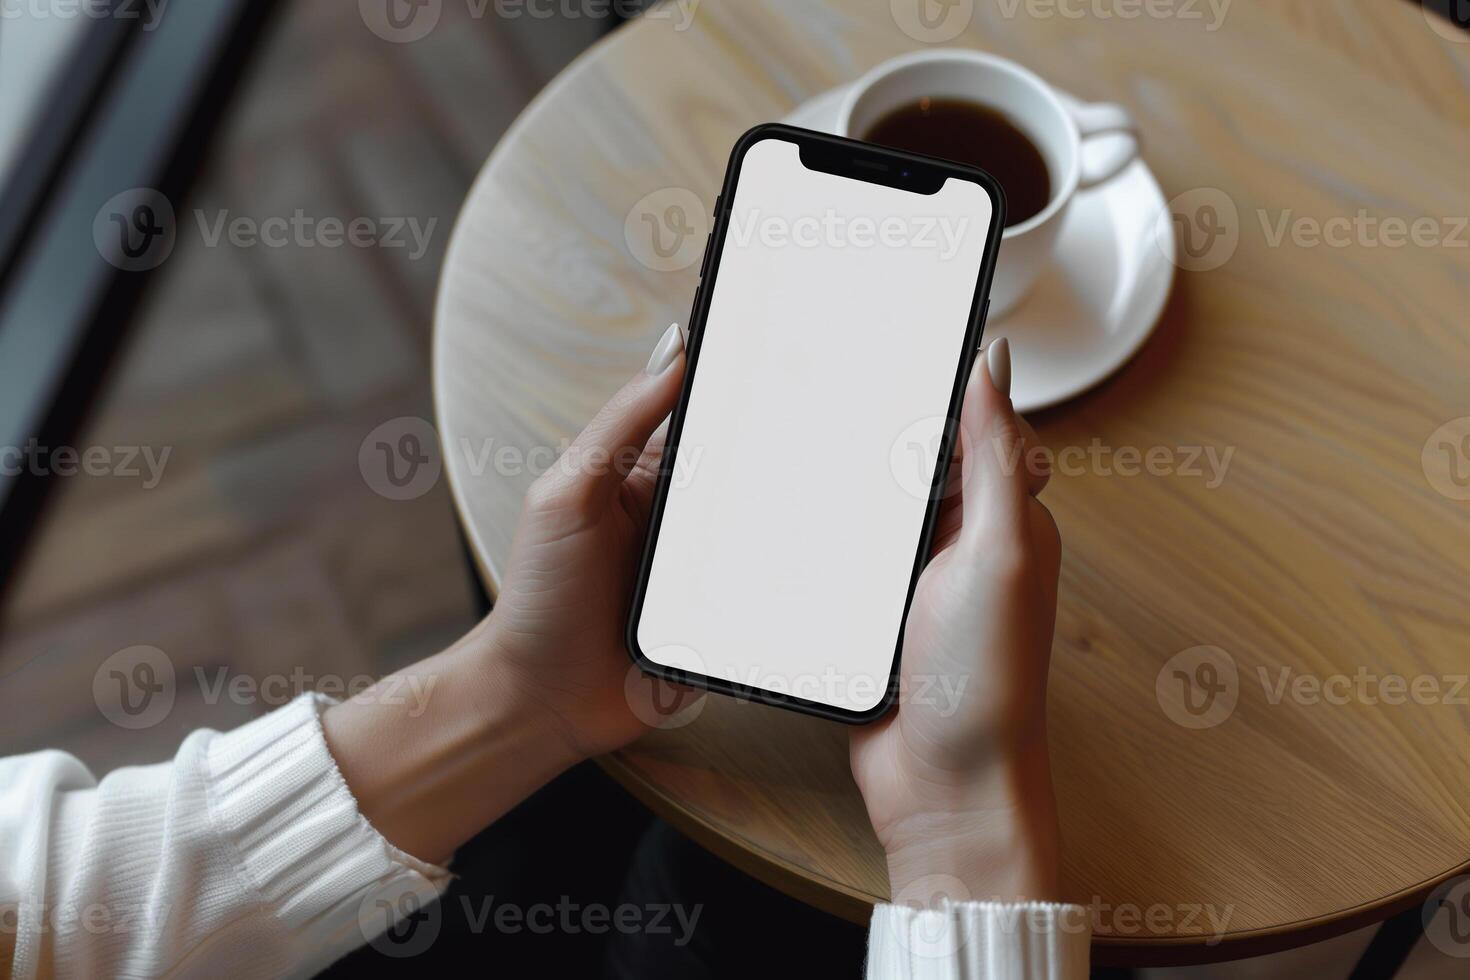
432, 0, 1470, 962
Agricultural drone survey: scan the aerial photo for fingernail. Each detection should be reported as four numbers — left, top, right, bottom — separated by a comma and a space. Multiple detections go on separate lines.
987, 336, 1012, 397
646, 323, 683, 374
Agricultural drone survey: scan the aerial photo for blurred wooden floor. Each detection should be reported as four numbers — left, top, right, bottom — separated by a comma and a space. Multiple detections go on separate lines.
0, 0, 603, 770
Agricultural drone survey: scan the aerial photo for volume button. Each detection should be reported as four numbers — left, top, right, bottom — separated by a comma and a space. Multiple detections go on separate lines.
689, 284, 704, 328
698, 232, 714, 279
976, 299, 991, 350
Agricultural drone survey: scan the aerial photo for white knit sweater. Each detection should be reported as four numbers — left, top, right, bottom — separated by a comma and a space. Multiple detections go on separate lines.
0, 695, 1089, 978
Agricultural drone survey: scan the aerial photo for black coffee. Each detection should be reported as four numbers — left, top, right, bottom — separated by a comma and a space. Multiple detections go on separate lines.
863, 97, 1051, 226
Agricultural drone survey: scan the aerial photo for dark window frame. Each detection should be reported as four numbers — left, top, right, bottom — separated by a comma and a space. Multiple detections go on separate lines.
0, 0, 282, 592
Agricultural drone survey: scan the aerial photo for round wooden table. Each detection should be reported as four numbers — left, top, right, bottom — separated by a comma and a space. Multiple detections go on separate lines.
433, 0, 1470, 964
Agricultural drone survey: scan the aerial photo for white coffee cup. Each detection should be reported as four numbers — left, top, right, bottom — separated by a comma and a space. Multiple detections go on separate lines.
836, 50, 1139, 318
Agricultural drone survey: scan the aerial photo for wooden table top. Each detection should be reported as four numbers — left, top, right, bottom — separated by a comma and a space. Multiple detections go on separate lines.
433, 0, 1470, 963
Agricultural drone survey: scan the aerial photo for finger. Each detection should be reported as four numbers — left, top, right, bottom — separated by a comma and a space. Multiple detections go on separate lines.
929, 460, 966, 553
1016, 414, 1050, 497
554, 323, 685, 502
935, 419, 1048, 557
929, 504, 962, 556
959, 337, 1029, 548
953, 405, 1047, 498
1028, 497, 1063, 610
621, 418, 671, 521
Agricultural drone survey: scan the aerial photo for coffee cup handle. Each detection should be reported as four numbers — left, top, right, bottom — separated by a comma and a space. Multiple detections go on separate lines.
1069, 102, 1139, 189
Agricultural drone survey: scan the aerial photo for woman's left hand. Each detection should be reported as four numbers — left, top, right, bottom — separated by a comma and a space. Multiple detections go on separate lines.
488, 323, 699, 760
325, 324, 696, 863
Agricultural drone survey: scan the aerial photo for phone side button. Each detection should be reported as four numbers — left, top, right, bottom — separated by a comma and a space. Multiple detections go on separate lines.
976, 299, 991, 350
698, 232, 714, 279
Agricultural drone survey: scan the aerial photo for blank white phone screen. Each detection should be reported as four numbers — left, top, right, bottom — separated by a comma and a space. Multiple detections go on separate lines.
636, 136, 995, 714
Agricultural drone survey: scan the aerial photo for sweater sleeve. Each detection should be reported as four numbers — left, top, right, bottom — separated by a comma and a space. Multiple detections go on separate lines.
866, 900, 1091, 979
0, 693, 450, 979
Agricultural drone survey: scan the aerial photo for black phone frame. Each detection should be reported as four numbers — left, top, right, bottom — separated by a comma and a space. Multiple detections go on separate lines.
625, 122, 1007, 724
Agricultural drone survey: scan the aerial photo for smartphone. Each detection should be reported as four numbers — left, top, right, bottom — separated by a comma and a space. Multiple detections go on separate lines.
626, 123, 1005, 723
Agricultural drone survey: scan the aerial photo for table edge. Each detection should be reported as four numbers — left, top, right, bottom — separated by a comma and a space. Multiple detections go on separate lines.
432, 15, 653, 601
605, 740, 1470, 964
430, 6, 1470, 962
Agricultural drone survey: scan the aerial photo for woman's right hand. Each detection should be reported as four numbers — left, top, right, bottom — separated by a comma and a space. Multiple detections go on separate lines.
850, 338, 1064, 906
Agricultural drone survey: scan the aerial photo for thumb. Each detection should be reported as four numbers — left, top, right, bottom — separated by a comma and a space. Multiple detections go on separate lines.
554, 323, 685, 502
959, 337, 1029, 547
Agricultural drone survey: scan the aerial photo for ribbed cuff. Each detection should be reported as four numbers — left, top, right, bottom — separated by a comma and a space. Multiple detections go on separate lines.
867, 900, 1091, 980
205, 695, 451, 950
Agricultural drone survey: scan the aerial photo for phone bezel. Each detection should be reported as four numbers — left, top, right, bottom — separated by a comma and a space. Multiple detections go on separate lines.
624, 122, 1007, 724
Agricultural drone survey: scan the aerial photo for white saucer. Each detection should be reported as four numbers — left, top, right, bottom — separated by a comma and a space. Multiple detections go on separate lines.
784, 85, 1174, 414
